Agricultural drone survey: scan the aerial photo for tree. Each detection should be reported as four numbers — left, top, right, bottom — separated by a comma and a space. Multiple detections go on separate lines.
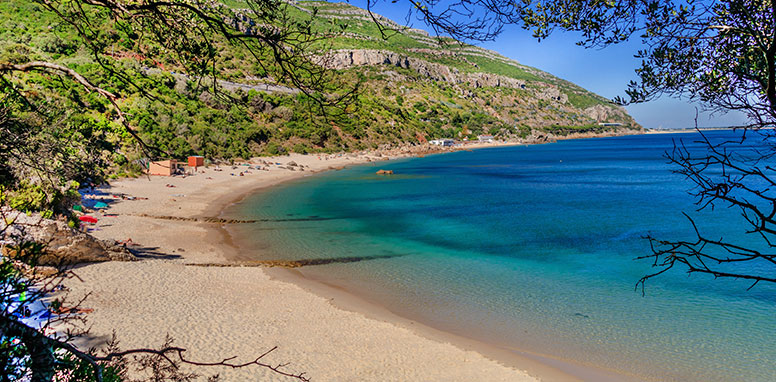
637, 126, 776, 290
1, 1, 347, 380
374, 0, 776, 286
1, 0, 353, 201
378, 0, 774, 122
518, 0, 776, 288
0, 209, 311, 382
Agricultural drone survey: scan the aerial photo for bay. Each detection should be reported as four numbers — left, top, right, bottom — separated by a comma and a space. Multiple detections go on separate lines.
227, 131, 776, 381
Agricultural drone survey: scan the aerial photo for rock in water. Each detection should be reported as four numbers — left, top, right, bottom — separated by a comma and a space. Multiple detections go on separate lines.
376, 169, 394, 175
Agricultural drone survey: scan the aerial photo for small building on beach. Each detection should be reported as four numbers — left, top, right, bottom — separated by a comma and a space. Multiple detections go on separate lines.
478, 135, 494, 143
187, 156, 205, 168
147, 160, 179, 176
430, 139, 455, 147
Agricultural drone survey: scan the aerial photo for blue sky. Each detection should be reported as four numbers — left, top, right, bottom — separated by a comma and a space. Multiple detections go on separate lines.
353, 1, 749, 129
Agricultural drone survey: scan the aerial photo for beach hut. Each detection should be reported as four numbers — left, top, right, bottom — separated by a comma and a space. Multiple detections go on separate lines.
187, 156, 204, 167
188, 156, 204, 172
148, 160, 177, 176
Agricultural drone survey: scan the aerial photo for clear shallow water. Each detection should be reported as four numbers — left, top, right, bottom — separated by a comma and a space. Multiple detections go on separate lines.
227, 131, 776, 381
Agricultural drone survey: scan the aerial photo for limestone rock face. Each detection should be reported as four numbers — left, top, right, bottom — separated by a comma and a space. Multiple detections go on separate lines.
322, 50, 460, 83
321, 50, 533, 91
584, 104, 627, 122
465, 72, 525, 90
316, 49, 580, 108
535, 86, 569, 103
1, 208, 136, 265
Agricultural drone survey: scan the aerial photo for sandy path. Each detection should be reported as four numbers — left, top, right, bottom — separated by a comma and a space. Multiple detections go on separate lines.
64, 152, 542, 381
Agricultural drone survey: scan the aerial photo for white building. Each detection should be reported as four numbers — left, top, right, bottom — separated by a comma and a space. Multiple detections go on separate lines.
430, 139, 455, 147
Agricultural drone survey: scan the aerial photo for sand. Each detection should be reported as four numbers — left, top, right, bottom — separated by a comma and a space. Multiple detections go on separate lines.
61, 150, 558, 381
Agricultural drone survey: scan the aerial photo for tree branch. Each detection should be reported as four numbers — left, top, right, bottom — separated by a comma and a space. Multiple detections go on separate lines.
0, 61, 153, 153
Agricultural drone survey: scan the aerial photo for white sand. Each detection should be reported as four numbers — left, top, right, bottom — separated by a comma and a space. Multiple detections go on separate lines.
63, 152, 549, 381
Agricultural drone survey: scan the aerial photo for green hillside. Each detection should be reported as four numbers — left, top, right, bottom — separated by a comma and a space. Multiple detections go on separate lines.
0, 0, 639, 170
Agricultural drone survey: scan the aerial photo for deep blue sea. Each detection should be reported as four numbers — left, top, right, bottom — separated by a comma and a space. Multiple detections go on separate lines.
226, 131, 776, 381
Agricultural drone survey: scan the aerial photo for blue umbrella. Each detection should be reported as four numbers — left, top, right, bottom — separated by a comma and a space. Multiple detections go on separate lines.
94, 201, 108, 209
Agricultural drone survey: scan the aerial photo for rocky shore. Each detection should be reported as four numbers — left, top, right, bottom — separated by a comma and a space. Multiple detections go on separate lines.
1, 208, 135, 265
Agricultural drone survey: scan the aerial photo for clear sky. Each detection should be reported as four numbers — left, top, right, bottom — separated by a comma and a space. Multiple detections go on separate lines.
353, 1, 749, 129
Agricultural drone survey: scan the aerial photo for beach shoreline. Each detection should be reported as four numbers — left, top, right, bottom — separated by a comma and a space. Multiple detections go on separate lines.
64, 137, 646, 381
217, 148, 647, 382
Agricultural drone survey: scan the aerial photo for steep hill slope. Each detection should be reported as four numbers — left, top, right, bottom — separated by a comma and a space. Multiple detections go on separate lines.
223, 0, 641, 145
0, 0, 639, 166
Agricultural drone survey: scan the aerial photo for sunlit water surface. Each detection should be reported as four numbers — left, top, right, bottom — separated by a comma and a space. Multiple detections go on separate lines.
226, 131, 776, 381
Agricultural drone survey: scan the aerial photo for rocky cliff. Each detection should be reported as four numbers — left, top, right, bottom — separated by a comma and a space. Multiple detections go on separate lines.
297, 1, 637, 134
201, 1, 640, 152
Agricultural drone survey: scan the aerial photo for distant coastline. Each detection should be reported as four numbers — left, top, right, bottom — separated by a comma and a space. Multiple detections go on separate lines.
645, 126, 745, 134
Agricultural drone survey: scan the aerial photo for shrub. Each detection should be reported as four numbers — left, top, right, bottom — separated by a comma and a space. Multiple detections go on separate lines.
292, 143, 310, 154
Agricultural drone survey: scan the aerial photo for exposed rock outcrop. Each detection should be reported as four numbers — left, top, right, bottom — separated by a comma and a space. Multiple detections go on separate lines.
1, 209, 136, 265
465, 72, 523, 89
584, 104, 628, 122
318, 49, 574, 104
321, 49, 460, 83
322, 49, 534, 88
519, 131, 556, 144
131, 214, 257, 224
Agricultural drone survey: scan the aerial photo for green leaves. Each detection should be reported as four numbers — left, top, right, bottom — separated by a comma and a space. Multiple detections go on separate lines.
518, 0, 776, 123
4, 181, 81, 215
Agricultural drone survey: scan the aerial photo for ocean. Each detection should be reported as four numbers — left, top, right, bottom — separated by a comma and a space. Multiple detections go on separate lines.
226, 130, 776, 381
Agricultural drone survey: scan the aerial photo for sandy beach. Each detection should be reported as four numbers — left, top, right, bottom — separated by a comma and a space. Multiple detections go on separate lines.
61, 147, 578, 381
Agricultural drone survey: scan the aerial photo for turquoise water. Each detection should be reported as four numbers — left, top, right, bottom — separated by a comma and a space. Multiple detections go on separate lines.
227, 131, 776, 381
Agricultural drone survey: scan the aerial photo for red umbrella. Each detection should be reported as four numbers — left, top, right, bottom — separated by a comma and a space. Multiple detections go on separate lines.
79, 216, 98, 224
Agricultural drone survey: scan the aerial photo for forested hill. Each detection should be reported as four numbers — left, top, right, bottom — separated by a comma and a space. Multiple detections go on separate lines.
298, 1, 639, 129
1, 0, 639, 165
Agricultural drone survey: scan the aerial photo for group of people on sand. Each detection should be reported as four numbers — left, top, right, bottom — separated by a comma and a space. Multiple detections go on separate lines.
117, 238, 139, 247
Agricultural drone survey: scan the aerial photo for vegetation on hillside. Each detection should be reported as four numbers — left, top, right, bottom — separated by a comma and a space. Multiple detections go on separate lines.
0, 0, 638, 213
0, 1, 643, 380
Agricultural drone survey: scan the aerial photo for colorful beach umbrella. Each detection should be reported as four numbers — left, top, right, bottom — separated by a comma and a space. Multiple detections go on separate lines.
79, 216, 98, 224
94, 201, 108, 209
